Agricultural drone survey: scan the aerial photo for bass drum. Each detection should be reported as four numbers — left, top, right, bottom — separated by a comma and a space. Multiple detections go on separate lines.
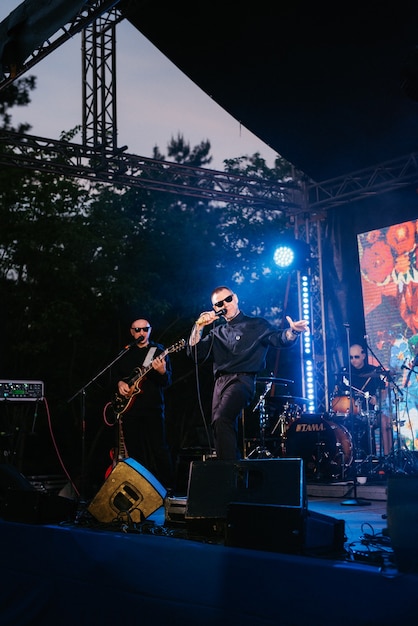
286, 414, 353, 479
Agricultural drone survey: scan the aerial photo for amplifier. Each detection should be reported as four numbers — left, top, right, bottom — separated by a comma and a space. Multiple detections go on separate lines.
165, 496, 187, 524
0, 380, 44, 401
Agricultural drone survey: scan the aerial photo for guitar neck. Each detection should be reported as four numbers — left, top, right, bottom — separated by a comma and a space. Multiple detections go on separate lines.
117, 418, 128, 460
128, 347, 170, 386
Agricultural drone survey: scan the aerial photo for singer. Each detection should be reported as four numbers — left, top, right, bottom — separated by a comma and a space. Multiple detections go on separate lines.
188, 285, 308, 460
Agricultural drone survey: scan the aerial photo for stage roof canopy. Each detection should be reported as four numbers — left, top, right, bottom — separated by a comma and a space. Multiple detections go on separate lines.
1, 1, 418, 183
120, 1, 418, 182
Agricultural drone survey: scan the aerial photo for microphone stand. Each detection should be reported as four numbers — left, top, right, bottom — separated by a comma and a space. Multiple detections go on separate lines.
248, 382, 273, 458
403, 354, 418, 410
67, 340, 140, 507
364, 336, 405, 475
341, 324, 371, 506
390, 358, 418, 474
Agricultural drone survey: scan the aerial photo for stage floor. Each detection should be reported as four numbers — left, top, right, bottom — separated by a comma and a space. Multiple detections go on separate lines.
1, 468, 417, 625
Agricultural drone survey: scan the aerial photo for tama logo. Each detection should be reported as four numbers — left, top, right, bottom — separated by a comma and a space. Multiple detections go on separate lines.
295, 423, 326, 432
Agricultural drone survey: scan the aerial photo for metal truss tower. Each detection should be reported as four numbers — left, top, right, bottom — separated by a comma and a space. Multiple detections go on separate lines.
82, 6, 122, 151
293, 210, 328, 413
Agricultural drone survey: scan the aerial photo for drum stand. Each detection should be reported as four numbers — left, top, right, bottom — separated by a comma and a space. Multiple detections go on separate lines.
355, 392, 377, 477
341, 323, 371, 506
363, 335, 416, 476
371, 383, 417, 476
247, 382, 273, 459
270, 402, 292, 456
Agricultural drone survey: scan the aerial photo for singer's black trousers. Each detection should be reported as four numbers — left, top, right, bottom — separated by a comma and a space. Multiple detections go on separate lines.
211, 373, 255, 460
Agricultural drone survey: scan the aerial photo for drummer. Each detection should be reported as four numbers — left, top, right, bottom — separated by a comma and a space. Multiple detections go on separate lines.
333, 343, 392, 457
334, 343, 385, 413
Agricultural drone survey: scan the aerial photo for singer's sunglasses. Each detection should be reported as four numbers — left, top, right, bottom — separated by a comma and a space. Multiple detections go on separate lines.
212, 294, 233, 308
131, 326, 150, 333
350, 355, 361, 359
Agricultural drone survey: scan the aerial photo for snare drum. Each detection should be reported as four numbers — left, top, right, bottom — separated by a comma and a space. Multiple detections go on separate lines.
331, 393, 360, 417
286, 414, 353, 478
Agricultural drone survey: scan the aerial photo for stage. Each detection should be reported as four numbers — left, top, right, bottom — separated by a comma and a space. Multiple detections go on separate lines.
1, 458, 418, 625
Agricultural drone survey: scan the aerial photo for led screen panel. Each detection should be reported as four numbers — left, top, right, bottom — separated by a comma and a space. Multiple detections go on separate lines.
358, 219, 418, 452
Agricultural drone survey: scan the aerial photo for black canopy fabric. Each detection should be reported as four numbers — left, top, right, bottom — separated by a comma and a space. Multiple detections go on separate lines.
1, 1, 418, 182
120, 0, 418, 182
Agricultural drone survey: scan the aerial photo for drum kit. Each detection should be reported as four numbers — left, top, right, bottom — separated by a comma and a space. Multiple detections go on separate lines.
245, 376, 393, 481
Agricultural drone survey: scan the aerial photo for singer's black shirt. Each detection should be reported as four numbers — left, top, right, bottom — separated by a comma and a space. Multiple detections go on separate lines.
189, 311, 297, 376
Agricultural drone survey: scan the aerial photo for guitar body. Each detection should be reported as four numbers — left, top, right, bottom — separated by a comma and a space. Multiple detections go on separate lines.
112, 378, 144, 416
105, 450, 116, 479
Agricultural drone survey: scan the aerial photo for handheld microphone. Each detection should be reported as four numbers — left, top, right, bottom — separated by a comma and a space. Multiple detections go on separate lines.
195, 308, 227, 325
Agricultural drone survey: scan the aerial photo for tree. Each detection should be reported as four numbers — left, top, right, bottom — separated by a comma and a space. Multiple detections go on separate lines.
0, 76, 36, 134
215, 153, 295, 321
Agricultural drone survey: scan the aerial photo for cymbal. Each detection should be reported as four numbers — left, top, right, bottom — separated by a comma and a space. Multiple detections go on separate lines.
357, 370, 388, 378
272, 395, 309, 404
256, 377, 294, 385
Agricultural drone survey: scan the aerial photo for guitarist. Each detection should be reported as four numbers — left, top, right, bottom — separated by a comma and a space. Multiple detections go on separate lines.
111, 318, 174, 489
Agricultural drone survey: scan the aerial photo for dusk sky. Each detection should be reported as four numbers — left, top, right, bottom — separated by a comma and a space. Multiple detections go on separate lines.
1, 1, 279, 171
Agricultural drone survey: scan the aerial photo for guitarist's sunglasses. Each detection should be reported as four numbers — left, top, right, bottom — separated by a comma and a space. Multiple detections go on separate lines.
131, 326, 150, 333
213, 294, 233, 308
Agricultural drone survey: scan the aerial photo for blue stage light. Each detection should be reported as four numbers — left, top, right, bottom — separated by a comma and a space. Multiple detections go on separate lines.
273, 240, 310, 271
273, 245, 295, 268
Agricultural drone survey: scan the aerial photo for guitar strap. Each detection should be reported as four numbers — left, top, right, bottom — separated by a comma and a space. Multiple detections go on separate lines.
142, 346, 157, 368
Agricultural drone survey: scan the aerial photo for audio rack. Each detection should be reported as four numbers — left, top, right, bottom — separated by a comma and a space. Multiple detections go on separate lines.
0, 380, 44, 401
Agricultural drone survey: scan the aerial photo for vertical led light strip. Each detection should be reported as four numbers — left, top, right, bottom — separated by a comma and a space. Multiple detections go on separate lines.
300, 273, 315, 413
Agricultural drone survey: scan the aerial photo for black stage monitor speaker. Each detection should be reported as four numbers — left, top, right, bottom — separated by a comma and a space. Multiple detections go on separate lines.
0, 489, 77, 524
0, 463, 77, 524
226, 502, 304, 553
185, 458, 306, 521
0, 463, 35, 493
387, 475, 418, 574
225, 503, 345, 555
87, 458, 167, 523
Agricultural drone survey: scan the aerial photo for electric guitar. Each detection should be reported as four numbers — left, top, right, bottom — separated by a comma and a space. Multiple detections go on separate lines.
112, 338, 186, 416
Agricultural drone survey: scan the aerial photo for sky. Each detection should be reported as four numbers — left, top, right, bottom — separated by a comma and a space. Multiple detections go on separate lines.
0, 1, 279, 171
